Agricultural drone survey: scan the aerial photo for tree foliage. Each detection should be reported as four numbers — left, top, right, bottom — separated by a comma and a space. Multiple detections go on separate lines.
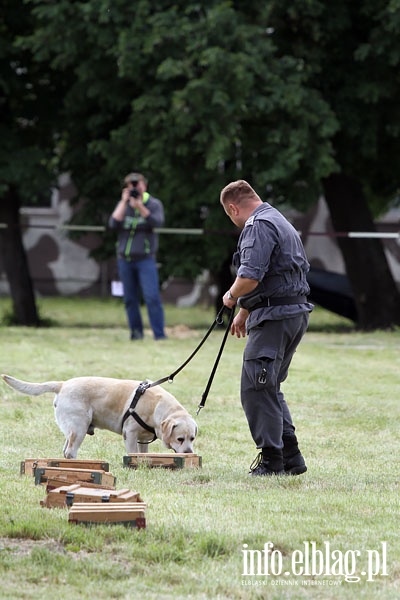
22, 0, 338, 276
267, 0, 400, 328
2, 0, 400, 328
0, 0, 63, 199
0, 0, 66, 324
269, 0, 400, 211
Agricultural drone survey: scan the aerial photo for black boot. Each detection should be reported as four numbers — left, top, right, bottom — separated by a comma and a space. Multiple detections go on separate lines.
249, 447, 284, 476
283, 434, 307, 475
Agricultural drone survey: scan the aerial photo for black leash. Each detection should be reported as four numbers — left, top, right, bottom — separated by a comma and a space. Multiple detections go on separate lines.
121, 306, 234, 434
151, 305, 232, 388
196, 306, 235, 415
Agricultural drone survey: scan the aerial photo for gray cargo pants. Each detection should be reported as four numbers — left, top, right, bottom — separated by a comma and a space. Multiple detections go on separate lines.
240, 313, 309, 450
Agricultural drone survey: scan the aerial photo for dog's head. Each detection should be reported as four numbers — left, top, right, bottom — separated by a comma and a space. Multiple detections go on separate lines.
160, 415, 197, 453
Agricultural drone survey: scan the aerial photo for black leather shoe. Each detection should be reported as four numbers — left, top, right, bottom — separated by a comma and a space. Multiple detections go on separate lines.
284, 452, 307, 475
283, 433, 307, 475
249, 452, 285, 476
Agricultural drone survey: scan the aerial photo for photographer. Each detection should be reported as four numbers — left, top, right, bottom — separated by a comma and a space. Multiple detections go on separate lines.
109, 172, 167, 340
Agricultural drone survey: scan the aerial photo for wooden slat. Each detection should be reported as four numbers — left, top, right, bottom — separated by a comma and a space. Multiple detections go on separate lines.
68, 503, 146, 528
21, 458, 110, 476
42, 485, 142, 508
123, 453, 202, 469
45, 478, 116, 492
34, 466, 116, 488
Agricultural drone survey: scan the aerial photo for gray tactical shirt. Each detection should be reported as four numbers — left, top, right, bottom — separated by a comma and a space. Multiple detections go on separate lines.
235, 202, 313, 331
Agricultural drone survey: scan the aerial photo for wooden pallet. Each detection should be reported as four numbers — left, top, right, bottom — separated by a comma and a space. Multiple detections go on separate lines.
41, 484, 142, 509
34, 466, 116, 489
68, 502, 146, 528
21, 458, 110, 476
123, 453, 202, 469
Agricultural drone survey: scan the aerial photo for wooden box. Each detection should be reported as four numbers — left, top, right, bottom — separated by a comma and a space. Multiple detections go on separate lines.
44, 478, 116, 492
68, 502, 146, 528
123, 453, 202, 469
21, 458, 110, 476
41, 484, 142, 509
34, 466, 116, 489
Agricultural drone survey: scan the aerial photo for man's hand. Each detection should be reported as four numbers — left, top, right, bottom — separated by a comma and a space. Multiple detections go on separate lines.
231, 308, 248, 337
121, 187, 130, 204
222, 277, 259, 310
131, 197, 150, 218
222, 290, 237, 309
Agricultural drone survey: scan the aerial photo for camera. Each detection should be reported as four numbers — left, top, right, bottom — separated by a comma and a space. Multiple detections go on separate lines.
129, 180, 139, 199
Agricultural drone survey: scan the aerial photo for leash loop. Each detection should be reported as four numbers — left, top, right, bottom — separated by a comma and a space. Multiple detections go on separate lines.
216, 311, 225, 326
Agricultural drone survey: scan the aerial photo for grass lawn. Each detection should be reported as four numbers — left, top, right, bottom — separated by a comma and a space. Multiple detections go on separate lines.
0, 297, 399, 599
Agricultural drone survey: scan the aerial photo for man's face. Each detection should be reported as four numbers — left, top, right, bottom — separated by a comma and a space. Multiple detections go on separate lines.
128, 178, 146, 197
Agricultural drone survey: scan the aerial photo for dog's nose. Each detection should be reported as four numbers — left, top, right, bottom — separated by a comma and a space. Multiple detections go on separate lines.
182, 448, 193, 454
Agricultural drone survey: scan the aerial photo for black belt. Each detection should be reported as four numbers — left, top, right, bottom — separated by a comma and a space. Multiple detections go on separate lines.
239, 295, 308, 312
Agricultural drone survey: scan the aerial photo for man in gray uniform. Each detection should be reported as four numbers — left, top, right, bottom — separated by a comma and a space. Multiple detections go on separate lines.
221, 180, 313, 476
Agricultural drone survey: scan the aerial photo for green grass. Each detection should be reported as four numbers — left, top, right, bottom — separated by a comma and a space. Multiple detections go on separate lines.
0, 298, 399, 599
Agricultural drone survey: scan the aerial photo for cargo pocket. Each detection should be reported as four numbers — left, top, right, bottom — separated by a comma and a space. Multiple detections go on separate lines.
243, 346, 277, 390
240, 238, 255, 263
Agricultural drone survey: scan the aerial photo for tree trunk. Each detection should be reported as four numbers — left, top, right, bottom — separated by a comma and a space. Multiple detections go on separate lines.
322, 173, 400, 330
0, 188, 40, 325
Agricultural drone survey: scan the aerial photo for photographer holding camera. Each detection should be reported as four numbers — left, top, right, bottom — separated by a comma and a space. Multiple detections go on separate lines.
109, 172, 167, 340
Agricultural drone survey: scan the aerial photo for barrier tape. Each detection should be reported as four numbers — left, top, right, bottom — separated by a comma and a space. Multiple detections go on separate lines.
0, 222, 398, 238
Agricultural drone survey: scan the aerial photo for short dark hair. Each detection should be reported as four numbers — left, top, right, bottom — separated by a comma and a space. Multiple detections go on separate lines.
220, 180, 258, 206
124, 172, 147, 186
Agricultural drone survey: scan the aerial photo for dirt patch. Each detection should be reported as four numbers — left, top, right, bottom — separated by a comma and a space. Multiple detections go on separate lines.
147, 324, 201, 339
0, 537, 66, 556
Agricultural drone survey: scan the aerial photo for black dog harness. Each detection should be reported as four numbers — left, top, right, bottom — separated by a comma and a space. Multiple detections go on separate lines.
121, 381, 157, 443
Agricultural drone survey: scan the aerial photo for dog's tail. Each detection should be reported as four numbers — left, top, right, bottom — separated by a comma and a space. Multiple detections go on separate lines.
1, 374, 63, 396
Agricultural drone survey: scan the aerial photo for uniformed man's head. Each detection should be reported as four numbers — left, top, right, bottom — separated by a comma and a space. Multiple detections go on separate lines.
220, 180, 261, 228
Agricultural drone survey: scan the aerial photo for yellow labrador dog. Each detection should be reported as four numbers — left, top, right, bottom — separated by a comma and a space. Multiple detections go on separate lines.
2, 374, 197, 459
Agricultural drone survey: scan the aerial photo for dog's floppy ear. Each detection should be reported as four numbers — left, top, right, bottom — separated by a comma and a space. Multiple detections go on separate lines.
161, 418, 178, 445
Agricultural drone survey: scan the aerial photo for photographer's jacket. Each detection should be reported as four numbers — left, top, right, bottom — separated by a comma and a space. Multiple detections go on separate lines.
108, 193, 164, 260
235, 202, 313, 330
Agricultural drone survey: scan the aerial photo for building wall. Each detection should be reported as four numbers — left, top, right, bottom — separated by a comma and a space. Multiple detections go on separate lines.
301, 197, 400, 285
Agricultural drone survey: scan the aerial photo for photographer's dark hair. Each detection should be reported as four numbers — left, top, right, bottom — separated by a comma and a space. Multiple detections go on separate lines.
124, 172, 147, 187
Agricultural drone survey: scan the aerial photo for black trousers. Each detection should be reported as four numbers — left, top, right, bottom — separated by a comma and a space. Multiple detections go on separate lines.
240, 313, 309, 450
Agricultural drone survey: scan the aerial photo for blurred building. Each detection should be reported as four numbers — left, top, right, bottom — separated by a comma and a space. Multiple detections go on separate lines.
0, 178, 399, 307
